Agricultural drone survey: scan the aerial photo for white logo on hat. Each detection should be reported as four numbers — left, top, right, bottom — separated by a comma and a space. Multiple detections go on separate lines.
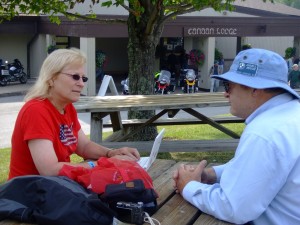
237, 62, 258, 77
239, 62, 246, 70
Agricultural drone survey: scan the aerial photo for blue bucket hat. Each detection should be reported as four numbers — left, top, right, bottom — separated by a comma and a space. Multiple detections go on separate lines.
212, 48, 300, 99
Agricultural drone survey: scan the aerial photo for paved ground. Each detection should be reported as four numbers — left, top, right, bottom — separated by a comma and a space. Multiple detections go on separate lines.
0, 75, 226, 98
0, 78, 36, 98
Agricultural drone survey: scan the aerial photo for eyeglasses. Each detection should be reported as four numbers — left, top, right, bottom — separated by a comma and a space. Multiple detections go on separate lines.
223, 81, 231, 93
60, 72, 88, 82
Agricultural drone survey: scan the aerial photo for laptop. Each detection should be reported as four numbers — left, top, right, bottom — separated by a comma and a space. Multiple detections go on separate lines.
137, 128, 165, 171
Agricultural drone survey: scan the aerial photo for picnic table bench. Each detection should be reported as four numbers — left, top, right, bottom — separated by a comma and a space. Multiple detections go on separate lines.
0, 160, 234, 225
103, 116, 244, 128
102, 116, 243, 148
102, 139, 239, 153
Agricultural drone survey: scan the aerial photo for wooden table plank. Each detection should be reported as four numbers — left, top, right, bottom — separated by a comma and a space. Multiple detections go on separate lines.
74, 93, 229, 113
150, 161, 180, 206
148, 194, 200, 225
148, 160, 194, 225
193, 214, 233, 225
147, 160, 234, 225
148, 159, 177, 181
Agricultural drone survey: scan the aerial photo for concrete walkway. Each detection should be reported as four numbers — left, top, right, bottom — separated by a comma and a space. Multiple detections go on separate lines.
0, 78, 36, 98
0, 76, 226, 97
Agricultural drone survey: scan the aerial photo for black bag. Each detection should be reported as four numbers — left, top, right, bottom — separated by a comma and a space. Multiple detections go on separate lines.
100, 179, 158, 224
0, 176, 115, 225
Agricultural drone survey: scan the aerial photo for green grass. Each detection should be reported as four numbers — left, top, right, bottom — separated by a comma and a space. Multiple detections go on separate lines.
156, 124, 243, 163
0, 148, 11, 183
0, 123, 245, 184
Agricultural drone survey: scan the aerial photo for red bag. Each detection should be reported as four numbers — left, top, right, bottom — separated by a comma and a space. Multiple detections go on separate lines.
58, 157, 155, 194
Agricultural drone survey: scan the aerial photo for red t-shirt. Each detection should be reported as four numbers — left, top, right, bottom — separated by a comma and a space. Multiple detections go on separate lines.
8, 99, 81, 179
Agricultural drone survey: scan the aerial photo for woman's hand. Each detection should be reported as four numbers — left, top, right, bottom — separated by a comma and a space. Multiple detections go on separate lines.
107, 147, 140, 161
76, 130, 140, 161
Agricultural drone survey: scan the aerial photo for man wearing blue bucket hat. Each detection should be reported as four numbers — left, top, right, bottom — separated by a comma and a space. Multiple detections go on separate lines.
173, 48, 300, 224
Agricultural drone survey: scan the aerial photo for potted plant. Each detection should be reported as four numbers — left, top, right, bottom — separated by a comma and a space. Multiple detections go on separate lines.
285, 47, 296, 59
242, 44, 252, 50
47, 45, 57, 54
189, 49, 205, 67
215, 48, 223, 61
96, 50, 108, 80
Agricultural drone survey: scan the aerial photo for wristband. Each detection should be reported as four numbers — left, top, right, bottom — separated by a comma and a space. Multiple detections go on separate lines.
87, 161, 96, 168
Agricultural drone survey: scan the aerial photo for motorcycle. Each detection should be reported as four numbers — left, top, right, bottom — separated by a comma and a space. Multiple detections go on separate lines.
0, 58, 27, 86
154, 70, 172, 95
121, 77, 129, 95
180, 69, 198, 93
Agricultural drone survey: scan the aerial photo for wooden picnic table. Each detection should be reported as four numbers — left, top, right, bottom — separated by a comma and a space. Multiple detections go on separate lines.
74, 92, 241, 143
144, 159, 234, 225
0, 159, 234, 225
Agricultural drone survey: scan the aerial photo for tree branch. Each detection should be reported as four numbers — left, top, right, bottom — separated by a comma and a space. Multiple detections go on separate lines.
144, 0, 163, 35
161, 4, 201, 23
120, 2, 138, 16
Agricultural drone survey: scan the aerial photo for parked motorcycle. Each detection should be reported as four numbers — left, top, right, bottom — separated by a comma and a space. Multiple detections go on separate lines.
180, 69, 198, 93
121, 77, 129, 95
154, 70, 171, 94
0, 58, 27, 86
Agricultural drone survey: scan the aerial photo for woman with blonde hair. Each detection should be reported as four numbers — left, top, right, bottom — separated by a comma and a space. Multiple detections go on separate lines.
9, 48, 139, 179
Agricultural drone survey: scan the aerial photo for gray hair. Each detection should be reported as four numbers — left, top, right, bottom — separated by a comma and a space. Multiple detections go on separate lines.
25, 48, 86, 101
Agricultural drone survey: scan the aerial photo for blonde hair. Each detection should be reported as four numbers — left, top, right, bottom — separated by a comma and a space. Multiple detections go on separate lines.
25, 48, 86, 101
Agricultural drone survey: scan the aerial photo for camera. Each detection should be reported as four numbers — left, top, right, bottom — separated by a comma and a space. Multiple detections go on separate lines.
116, 201, 144, 225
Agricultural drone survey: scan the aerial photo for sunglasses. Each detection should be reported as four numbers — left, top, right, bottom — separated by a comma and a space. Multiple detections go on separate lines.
61, 72, 88, 82
223, 81, 231, 93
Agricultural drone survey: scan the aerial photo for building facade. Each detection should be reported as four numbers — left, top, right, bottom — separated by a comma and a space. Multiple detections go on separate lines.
1, 0, 300, 94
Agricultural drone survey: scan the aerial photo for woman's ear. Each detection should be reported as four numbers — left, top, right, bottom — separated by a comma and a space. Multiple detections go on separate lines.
49, 79, 54, 87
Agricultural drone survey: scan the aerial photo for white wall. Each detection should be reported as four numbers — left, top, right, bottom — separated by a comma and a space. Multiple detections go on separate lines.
216, 37, 237, 60
29, 35, 48, 78
215, 37, 237, 73
242, 36, 294, 57
215, 36, 294, 74
0, 34, 31, 74
294, 37, 300, 57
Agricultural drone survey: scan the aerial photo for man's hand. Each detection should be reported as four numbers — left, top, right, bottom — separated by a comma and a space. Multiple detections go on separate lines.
173, 160, 207, 194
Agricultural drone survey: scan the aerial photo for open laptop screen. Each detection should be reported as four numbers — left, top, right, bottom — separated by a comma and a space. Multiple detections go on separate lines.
137, 128, 165, 171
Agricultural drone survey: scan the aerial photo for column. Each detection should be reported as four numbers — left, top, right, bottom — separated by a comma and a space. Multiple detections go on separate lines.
294, 37, 300, 60
194, 37, 215, 90
80, 37, 96, 96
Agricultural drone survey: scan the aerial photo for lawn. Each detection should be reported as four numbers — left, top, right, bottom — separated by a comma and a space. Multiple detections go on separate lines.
0, 123, 245, 184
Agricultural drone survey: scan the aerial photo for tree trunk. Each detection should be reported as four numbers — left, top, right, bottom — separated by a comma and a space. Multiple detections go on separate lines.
126, 13, 163, 141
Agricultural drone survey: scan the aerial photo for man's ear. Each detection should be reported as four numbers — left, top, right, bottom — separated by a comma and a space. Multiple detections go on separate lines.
251, 88, 258, 97
252, 88, 264, 97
